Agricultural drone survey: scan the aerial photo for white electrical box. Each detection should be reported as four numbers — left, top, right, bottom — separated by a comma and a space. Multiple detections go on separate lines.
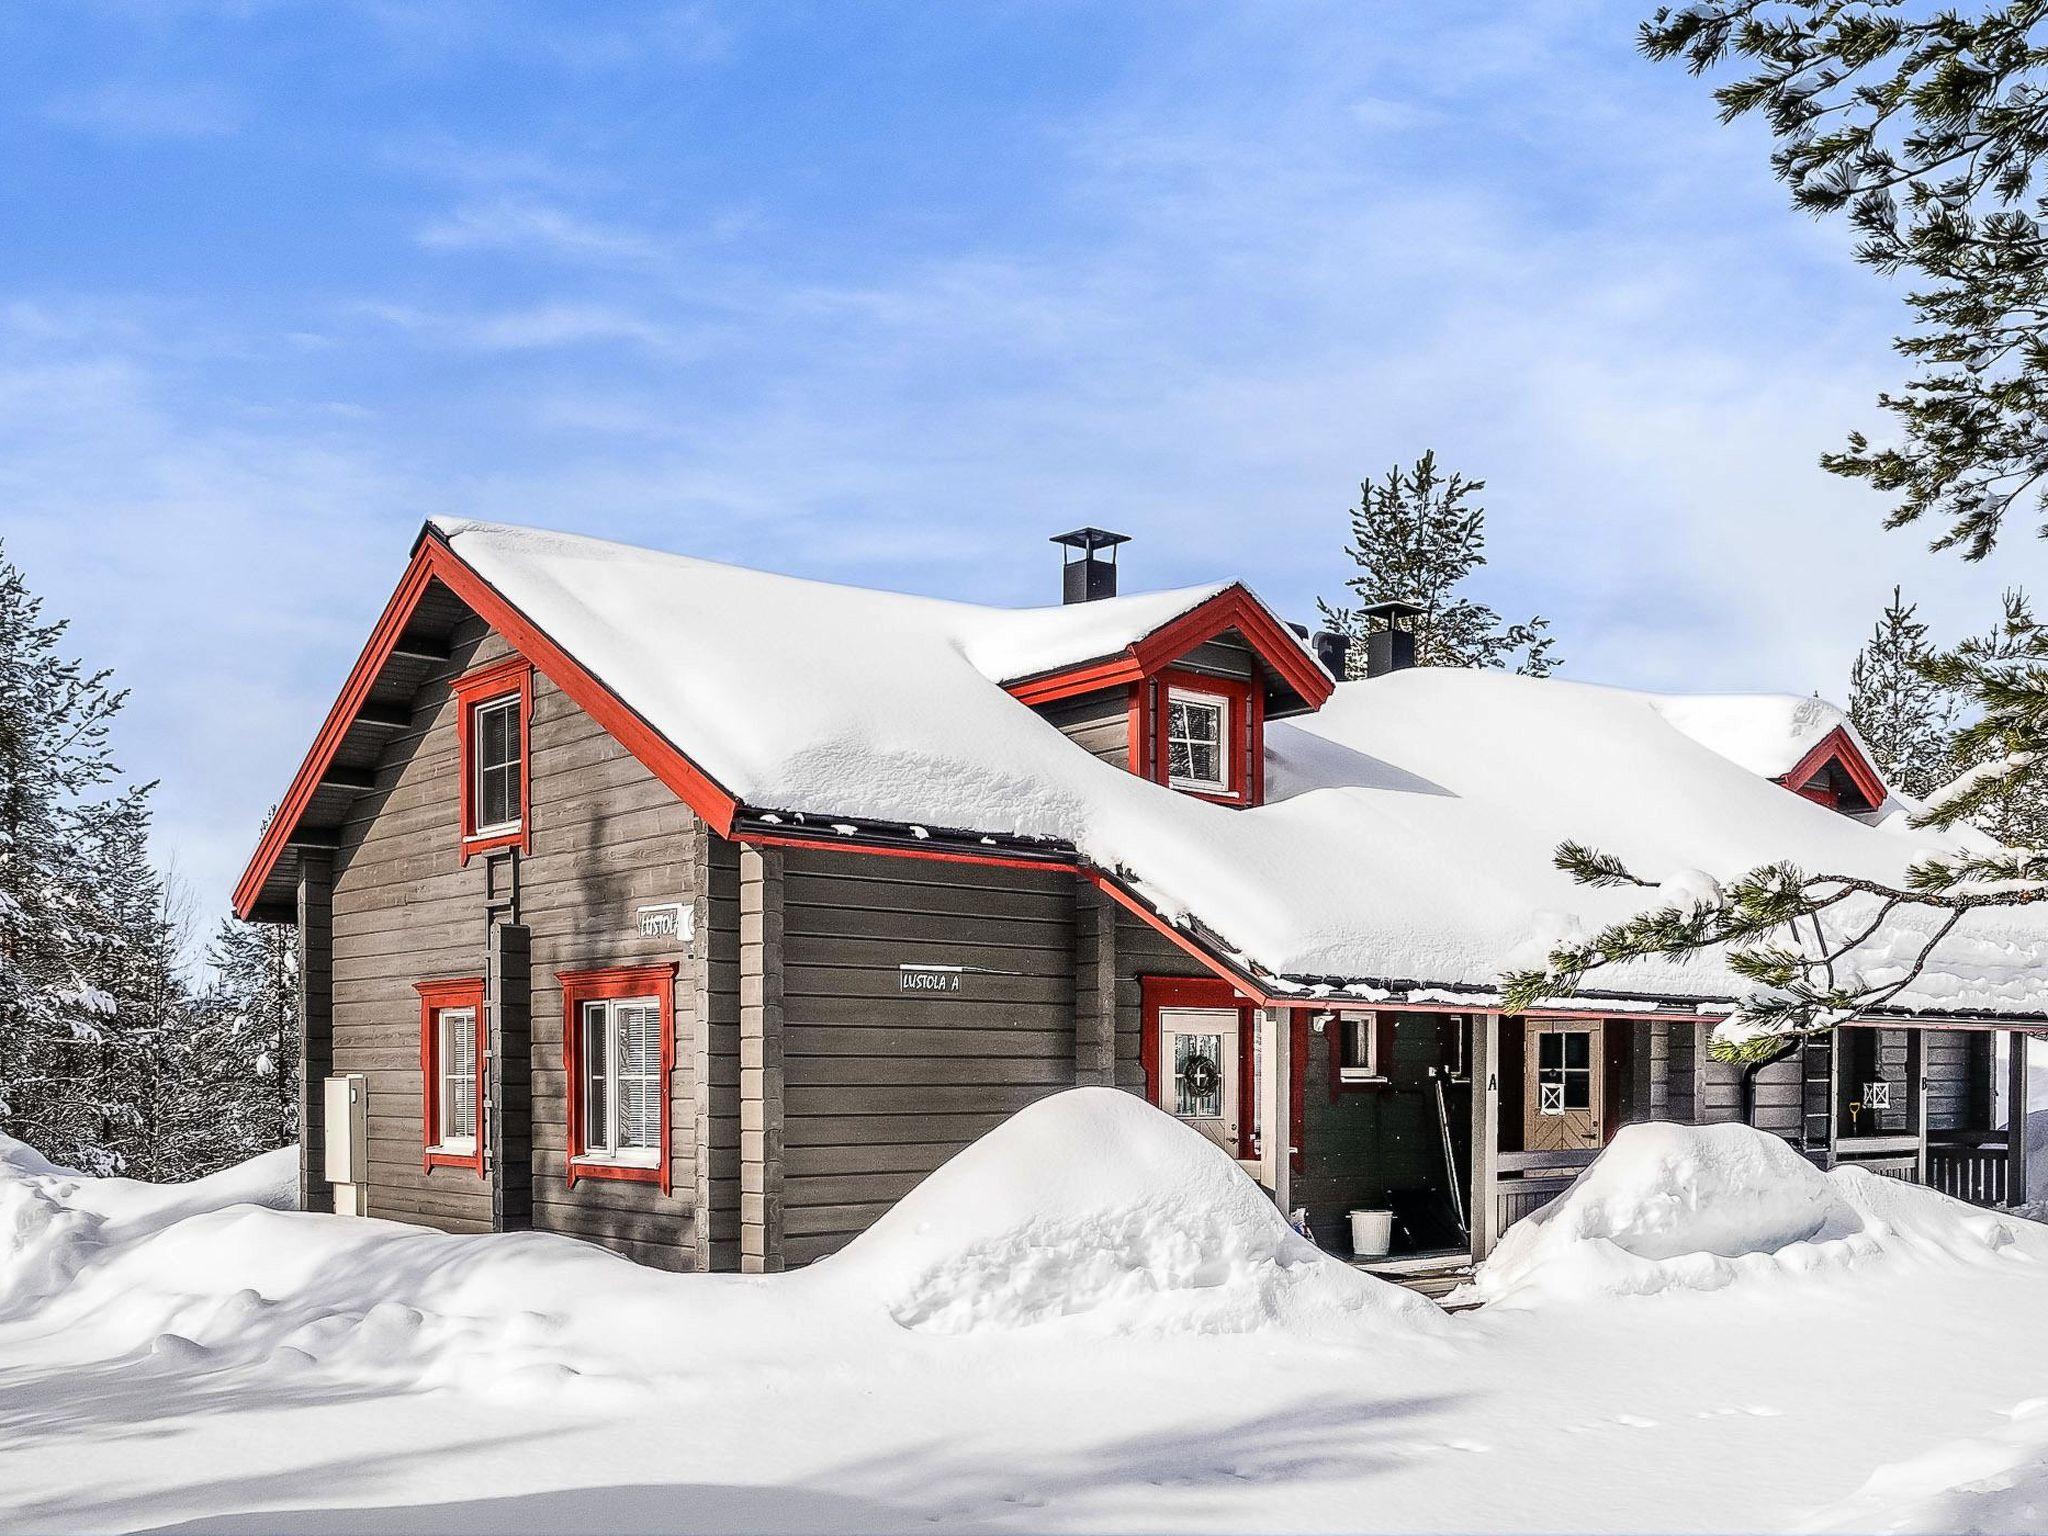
324, 1073, 368, 1187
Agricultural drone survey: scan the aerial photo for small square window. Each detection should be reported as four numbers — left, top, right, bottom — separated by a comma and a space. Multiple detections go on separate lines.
1336, 1011, 1380, 1082
1167, 689, 1230, 793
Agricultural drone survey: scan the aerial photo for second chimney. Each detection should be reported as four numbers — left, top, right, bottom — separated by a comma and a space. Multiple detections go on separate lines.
1051, 527, 1130, 604
1359, 600, 1424, 677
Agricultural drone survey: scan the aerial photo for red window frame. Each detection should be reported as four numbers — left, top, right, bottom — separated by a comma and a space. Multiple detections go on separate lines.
1131, 668, 1262, 807
559, 962, 679, 1192
453, 655, 533, 864
415, 976, 487, 1176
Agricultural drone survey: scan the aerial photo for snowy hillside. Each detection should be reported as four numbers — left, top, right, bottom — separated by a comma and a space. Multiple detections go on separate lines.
3, 1098, 2048, 1533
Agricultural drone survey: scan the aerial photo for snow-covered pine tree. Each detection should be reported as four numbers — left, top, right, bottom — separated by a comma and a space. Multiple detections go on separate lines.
1317, 451, 1558, 677
0, 542, 133, 1167
1928, 590, 2048, 853
1847, 587, 1956, 800
193, 902, 300, 1165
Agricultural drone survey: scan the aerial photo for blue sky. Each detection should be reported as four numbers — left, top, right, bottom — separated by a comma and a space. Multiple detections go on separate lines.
2, 1, 2034, 927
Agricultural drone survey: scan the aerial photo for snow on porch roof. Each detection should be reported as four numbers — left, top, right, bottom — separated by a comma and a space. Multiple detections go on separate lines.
429, 518, 2048, 1019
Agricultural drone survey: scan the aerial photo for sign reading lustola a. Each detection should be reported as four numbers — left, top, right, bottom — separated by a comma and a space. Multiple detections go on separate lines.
899, 965, 964, 994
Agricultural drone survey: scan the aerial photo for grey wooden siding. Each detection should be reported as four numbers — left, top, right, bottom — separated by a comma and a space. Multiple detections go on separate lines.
1926, 1030, 1987, 1132
327, 616, 701, 1266
1112, 907, 1218, 1091
1034, 688, 1130, 768
1698, 1052, 1804, 1137
774, 846, 1081, 1265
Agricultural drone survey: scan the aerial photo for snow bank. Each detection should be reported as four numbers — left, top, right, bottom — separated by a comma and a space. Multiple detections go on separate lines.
0, 1136, 298, 1318
827, 1088, 1439, 1337
1467, 1122, 2041, 1305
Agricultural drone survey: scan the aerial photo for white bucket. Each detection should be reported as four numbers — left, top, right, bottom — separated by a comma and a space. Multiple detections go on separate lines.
1348, 1209, 1393, 1259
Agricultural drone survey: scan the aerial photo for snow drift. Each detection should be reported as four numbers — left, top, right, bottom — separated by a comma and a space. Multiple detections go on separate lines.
1468, 1122, 2043, 1305
827, 1088, 1439, 1336
0, 1132, 297, 1318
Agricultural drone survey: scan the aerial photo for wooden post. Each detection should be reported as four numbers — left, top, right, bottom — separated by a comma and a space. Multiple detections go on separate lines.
487, 921, 532, 1234
1269, 1008, 1291, 1216
2010, 1031, 2031, 1207
1073, 887, 1117, 1087
295, 851, 334, 1215
1469, 1012, 1501, 1263
738, 844, 786, 1273
692, 829, 742, 1273
1907, 1027, 1929, 1185
1689, 1023, 1712, 1123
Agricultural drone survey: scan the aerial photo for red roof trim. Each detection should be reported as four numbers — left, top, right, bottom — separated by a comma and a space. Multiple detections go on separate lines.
232, 531, 741, 918
1003, 585, 1333, 712
1775, 724, 1887, 812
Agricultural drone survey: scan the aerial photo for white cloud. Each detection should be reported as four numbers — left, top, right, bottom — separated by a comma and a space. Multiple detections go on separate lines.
417, 199, 665, 264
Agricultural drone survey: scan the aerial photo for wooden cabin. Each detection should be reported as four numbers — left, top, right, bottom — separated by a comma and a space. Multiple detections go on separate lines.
234, 520, 2045, 1278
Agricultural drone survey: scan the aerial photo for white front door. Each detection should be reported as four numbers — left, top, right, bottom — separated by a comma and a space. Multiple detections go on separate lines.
1158, 1007, 1240, 1153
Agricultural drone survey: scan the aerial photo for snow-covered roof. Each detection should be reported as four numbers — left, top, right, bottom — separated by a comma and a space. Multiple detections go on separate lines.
410, 520, 2048, 1018
1651, 692, 1873, 783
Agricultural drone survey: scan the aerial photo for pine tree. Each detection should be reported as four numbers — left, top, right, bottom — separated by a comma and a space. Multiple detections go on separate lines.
1847, 587, 1957, 800
1318, 451, 1558, 677
1644, 2, 2048, 560
1928, 588, 2048, 852
192, 905, 300, 1165
0, 541, 130, 1165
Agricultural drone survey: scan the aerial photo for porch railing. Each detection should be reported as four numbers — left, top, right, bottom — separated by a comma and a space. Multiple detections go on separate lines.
1928, 1134, 2010, 1205
1833, 1132, 2010, 1205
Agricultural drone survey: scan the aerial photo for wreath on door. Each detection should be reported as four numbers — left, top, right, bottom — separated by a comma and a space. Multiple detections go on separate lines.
1182, 1054, 1220, 1097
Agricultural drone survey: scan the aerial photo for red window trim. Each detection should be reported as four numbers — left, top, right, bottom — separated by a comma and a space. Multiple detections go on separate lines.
558, 962, 679, 1192
415, 977, 487, 1176
1135, 668, 1259, 807
453, 654, 533, 864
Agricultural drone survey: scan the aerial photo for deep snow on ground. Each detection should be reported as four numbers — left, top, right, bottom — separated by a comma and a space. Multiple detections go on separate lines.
4, 1091, 2048, 1535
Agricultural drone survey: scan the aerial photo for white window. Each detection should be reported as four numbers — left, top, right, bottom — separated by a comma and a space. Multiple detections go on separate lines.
435, 1007, 478, 1152
1336, 1010, 1380, 1082
473, 693, 522, 835
579, 997, 663, 1165
1166, 687, 1230, 793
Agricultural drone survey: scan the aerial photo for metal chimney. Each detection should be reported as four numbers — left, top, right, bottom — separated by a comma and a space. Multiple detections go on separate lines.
1359, 600, 1424, 677
1051, 527, 1130, 604
1311, 629, 1351, 679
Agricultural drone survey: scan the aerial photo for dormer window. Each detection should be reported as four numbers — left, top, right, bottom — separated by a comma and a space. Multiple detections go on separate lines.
1167, 686, 1230, 793
454, 655, 533, 862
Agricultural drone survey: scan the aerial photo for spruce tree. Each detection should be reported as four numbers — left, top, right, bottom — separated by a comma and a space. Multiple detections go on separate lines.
1643, 2, 2048, 560
193, 904, 300, 1164
1318, 451, 1558, 677
0, 542, 129, 1164
1848, 587, 1958, 799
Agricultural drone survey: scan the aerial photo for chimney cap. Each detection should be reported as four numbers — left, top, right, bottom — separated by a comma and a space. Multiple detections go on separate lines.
1050, 527, 1131, 556
1358, 599, 1425, 623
